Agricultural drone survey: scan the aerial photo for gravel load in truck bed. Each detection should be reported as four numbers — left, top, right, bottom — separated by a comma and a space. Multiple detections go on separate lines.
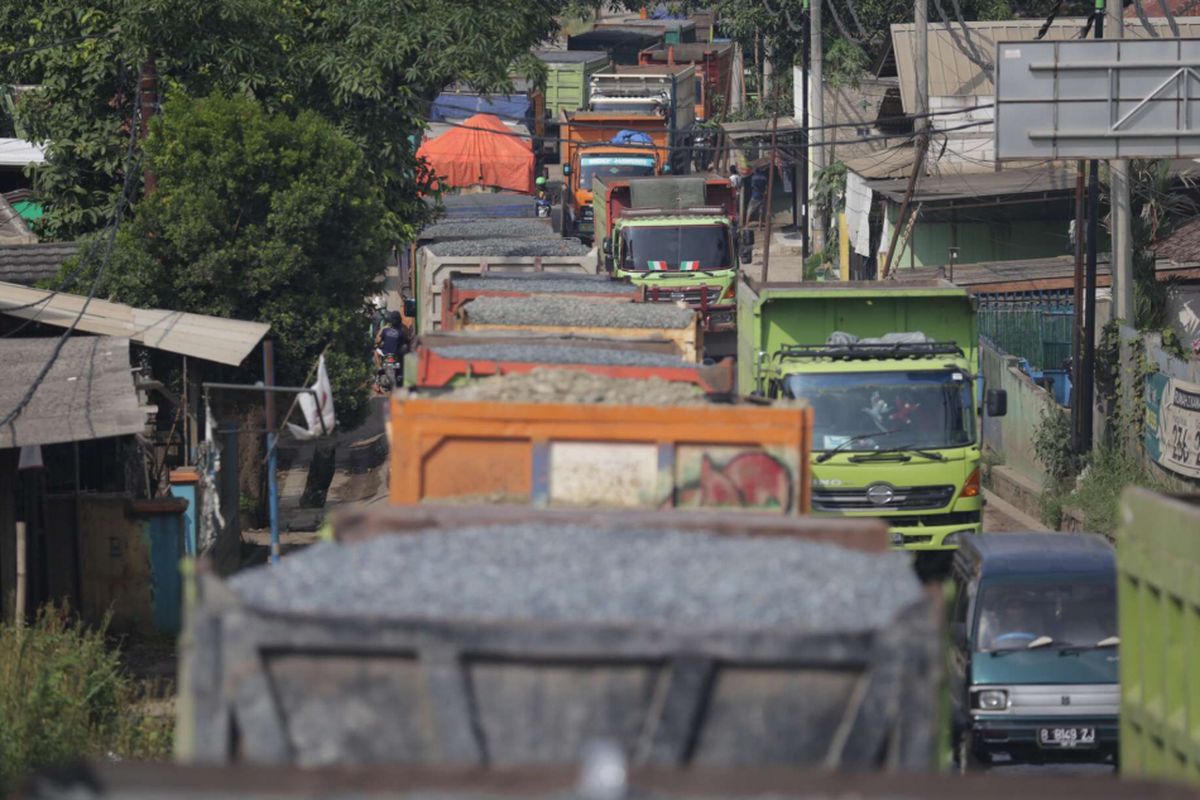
451, 275, 639, 295
228, 524, 920, 632
427, 238, 592, 257
429, 342, 691, 369
420, 219, 556, 242
464, 295, 693, 329
430, 368, 709, 405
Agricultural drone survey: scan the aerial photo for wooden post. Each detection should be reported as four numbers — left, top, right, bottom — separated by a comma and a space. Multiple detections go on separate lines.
762, 114, 781, 283
15, 520, 26, 627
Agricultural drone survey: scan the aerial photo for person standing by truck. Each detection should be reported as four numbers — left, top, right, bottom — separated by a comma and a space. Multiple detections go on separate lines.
746, 166, 768, 226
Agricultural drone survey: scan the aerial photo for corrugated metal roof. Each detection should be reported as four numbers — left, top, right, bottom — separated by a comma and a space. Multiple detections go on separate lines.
0, 137, 45, 167
0, 281, 270, 366
0, 336, 146, 448
890, 18, 1200, 112
0, 242, 78, 285
872, 164, 1077, 202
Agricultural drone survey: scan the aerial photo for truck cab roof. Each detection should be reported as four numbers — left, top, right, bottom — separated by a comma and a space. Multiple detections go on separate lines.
957, 533, 1116, 581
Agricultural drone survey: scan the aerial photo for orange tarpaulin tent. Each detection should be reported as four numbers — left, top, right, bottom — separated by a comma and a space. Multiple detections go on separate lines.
417, 113, 534, 195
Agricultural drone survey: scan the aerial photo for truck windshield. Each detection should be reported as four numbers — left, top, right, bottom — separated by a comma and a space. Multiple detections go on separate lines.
781, 371, 974, 452
975, 581, 1117, 653
621, 225, 730, 271
579, 156, 657, 190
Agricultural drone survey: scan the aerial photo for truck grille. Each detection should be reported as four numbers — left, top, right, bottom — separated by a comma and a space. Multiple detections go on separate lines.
645, 284, 726, 308
813, 484, 956, 512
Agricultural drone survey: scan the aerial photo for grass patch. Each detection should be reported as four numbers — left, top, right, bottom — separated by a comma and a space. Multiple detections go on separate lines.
0, 606, 173, 794
1037, 445, 1162, 536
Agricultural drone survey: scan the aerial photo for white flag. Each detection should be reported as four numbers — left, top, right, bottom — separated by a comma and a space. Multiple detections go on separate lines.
286, 355, 336, 440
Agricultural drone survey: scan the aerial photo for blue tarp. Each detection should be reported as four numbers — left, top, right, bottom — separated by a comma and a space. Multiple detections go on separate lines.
430, 93, 531, 124
611, 130, 654, 146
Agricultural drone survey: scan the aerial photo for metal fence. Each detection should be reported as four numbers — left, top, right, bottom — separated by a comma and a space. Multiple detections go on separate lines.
978, 291, 1074, 372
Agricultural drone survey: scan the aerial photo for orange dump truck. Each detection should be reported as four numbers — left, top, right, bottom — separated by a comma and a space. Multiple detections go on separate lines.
389, 392, 812, 512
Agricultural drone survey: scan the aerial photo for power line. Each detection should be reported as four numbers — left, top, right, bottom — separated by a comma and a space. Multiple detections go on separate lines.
0, 32, 111, 64
0, 71, 142, 431
1130, 0, 1162, 37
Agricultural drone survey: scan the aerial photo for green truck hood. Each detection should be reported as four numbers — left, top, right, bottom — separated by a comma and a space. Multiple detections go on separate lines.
624, 268, 736, 290
813, 452, 975, 491
971, 648, 1119, 686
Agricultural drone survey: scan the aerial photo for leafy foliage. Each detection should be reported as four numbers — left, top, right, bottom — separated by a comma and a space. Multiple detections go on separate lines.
0, 0, 571, 240
91, 94, 389, 426
0, 607, 171, 794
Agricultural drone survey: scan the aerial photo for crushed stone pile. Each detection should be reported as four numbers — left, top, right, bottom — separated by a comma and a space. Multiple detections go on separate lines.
427, 238, 592, 257
420, 219, 556, 242
434, 368, 709, 405
229, 524, 920, 632
464, 295, 694, 329
429, 342, 691, 369
452, 275, 639, 295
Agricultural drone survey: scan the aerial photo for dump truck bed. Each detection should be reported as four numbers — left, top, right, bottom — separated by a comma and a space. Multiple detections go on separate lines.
439, 272, 642, 325
178, 504, 937, 769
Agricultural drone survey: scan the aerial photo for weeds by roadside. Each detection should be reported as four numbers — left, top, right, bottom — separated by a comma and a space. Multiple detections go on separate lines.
0, 606, 172, 794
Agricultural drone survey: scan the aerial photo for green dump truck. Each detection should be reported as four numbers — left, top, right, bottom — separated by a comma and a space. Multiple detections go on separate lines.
594, 174, 752, 338
1117, 487, 1200, 785
738, 278, 1007, 569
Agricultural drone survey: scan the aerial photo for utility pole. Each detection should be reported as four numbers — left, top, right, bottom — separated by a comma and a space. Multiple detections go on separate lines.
1107, 0, 1133, 324
915, 0, 928, 131
1080, 0, 1105, 453
1071, 163, 1086, 452
263, 340, 281, 565
763, 114, 781, 282
811, 0, 825, 253
798, 0, 811, 259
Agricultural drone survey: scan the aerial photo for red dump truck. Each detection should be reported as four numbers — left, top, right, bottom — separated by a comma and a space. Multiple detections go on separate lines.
638, 43, 734, 123
438, 271, 643, 326
409, 334, 735, 392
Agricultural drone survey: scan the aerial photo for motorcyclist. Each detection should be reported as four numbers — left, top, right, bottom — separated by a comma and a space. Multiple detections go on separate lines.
535, 175, 550, 217
374, 310, 407, 370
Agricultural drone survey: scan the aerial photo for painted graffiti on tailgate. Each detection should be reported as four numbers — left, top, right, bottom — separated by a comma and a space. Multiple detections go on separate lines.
673, 448, 796, 512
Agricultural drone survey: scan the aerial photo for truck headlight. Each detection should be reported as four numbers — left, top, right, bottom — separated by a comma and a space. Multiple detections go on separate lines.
975, 689, 1009, 711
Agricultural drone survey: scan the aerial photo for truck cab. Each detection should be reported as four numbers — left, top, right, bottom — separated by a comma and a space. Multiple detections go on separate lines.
595, 175, 750, 335
949, 534, 1119, 770
738, 279, 1006, 571
563, 147, 659, 241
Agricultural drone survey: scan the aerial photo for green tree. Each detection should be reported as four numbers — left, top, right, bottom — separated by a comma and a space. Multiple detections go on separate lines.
95, 93, 389, 425
0, 0, 570, 240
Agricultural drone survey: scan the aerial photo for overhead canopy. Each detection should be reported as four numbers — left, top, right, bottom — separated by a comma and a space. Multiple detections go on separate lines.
430, 92, 533, 124
0, 281, 270, 366
0, 336, 145, 449
871, 165, 1077, 204
417, 114, 534, 195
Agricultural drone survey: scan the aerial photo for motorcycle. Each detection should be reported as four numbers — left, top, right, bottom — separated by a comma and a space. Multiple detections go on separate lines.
374, 352, 401, 394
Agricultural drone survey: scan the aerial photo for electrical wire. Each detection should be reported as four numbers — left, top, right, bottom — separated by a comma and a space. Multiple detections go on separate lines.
0, 32, 110, 64
1035, 0, 1065, 39
1159, 0, 1183, 37
928, 1, 993, 78
1130, 0, 1162, 37
0, 72, 142, 431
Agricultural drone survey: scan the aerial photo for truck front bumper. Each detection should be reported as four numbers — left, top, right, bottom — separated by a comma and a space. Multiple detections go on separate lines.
886, 513, 982, 550
699, 304, 736, 332
970, 715, 1119, 762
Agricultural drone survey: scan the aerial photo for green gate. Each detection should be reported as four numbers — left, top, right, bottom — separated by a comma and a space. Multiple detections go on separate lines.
978, 291, 1074, 371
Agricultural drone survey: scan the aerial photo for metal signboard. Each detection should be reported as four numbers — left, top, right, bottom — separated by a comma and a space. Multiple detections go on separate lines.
996, 38, 1200, 159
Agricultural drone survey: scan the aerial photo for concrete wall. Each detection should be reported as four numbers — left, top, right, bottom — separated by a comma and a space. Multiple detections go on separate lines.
981, 341, 1059, 487
78, 495, 185, 635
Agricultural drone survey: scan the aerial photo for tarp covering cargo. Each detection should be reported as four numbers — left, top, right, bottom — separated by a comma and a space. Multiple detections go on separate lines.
417, 114, 534, 194
430, 92, 533, 123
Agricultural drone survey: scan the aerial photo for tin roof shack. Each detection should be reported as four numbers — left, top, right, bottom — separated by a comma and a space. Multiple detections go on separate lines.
0, 336, 188, 633
178, 503, 942, 770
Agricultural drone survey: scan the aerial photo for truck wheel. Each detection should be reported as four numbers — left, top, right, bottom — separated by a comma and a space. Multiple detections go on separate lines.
551, 205, 562, 234
955, 732, 986, 774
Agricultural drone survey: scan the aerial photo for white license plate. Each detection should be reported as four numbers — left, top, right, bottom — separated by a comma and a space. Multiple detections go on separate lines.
1038, 726, 1097, 749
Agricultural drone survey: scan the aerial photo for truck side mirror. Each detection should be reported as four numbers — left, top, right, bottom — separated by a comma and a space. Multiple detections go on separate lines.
662, 163, 672, 174
602, 237, 612, 256
985, 388, 1008, 417
402, 297, 417, 318
562, 164, 572, 176
742, 229, 755, 248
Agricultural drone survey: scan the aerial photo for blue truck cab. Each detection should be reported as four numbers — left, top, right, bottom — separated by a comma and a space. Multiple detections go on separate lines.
948, 533, 1119, 769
